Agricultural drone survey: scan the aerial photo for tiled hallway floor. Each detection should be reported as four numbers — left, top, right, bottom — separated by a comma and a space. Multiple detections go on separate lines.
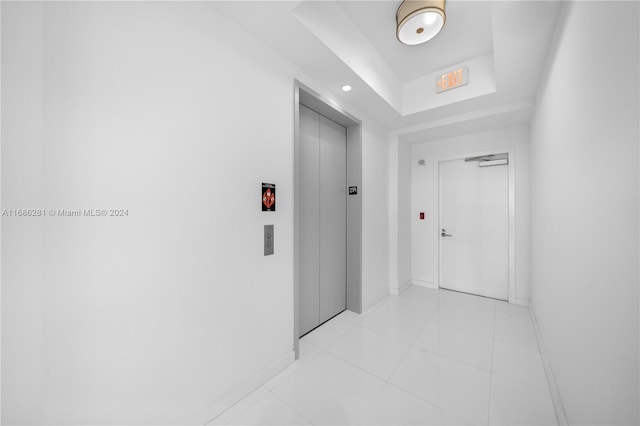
212, 286, 557, 425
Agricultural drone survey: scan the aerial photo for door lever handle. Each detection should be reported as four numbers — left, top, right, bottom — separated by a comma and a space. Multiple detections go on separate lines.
441, 229, 452, 237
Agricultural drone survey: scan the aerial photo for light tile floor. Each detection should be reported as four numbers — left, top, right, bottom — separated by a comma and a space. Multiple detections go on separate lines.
211, 286, 557, 425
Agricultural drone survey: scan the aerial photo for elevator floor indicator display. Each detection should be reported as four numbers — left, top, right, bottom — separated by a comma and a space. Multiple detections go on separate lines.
262, 183, 276, 211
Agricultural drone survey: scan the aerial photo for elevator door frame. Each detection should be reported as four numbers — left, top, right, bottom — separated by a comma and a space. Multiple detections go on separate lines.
293, 80, 362, 359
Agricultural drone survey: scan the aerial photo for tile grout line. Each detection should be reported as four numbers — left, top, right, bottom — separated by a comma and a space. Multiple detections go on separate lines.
410, 296, 496, 374
266, 386, 317, 426
417, 346, 494, 376
326, 290, 441, 423
329, 291, 440, 420
211, 385, 270, 425
354, 319, 422, 346
311, 346, 396, 424
384, 337, 415, 383
528, 304, 567, 425
267, 327, 370, 426
264, 344, 323, 391
382, 289, 480, 425
321, 347, 391, 383
490, 370, 558, 394
264, 349, 329, 421
384, 377, 474, 425
385, 380, 451, 415
356, 372, 391, 422
237, 288, 508, 426
218, 289, 433, 425
303, 317, 355, 350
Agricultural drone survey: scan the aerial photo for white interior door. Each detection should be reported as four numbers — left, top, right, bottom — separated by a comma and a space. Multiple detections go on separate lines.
439, 157, 509, 300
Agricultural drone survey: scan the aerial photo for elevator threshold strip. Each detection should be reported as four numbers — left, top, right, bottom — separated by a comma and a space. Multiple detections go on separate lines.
439, 287, 508, 302
300, 309, 347, 339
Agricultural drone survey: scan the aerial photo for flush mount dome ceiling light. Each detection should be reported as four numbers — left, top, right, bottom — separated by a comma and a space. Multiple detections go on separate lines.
396, 0, 446, 45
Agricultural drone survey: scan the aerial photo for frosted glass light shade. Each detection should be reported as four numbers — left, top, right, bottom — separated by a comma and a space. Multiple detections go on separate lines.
396, 0, 446, 45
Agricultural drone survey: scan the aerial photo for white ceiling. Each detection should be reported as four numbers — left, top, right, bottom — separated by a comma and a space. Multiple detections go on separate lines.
213, 1, 563, 140
340, 1, 495, 82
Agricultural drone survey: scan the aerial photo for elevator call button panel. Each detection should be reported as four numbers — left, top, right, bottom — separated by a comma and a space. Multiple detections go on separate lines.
264, 225, 274, 256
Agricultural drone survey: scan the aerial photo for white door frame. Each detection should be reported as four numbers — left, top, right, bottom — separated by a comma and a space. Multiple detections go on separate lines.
433, 148, 516, 304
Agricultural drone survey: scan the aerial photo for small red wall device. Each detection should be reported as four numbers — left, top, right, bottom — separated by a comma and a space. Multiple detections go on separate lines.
419, 212, 425, 220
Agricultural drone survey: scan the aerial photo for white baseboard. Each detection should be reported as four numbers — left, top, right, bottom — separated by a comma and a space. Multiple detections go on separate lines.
197, 350, 295, 424
411, 279, 437, 289
513, 297, 530, 307
528, 303, 568, 426
389, 280, 412, 296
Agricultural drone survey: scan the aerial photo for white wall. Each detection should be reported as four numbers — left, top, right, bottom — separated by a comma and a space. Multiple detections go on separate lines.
1, 2, 45, 422
388, 135, 398, 292
1, 2, 390, 423
530, 2, 639, 424
396, 140, 413, 292
41, 3, 295, 423
388, 133, 411, 298
362, 120, 390, 308
409, 126, 531, 301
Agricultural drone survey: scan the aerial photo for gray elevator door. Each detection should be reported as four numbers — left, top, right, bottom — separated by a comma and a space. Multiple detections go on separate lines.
299, 104, 347, 336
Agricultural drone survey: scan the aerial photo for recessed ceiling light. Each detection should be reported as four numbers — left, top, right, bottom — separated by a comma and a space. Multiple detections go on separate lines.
396, 0, 446, 45
341, 85, 352, 92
